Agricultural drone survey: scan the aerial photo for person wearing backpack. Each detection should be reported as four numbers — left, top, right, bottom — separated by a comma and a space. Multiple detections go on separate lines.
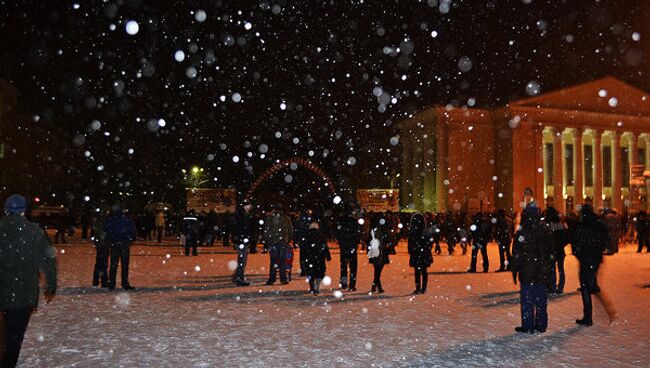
366, 214, 389, 294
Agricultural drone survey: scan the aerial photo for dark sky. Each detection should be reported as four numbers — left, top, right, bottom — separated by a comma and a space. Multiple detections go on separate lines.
0, 0, 648, 208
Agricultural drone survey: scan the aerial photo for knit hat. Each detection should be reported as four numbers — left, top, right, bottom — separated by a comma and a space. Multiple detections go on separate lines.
4, 194, 27, 214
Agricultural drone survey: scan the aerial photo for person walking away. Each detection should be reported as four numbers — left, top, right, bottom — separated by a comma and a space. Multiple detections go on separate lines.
636, 211, 650, 253
367, 215, 390, 293
232, 201, 255, 286
92, 209, 110, 288
334, 209, 361, 291
182, 211, 200, 256
302, 219, 331, 294
1, 194, 57, 368
511, 204, 553, 333
494, 209, 513, 272
572, 204, 613, 326
469, 213, 491, 273
104, 205, 137, 291
408, 214, 433, 294
264, 207, 294, 285
544, 207, 569, 294
155, 211, 166, 244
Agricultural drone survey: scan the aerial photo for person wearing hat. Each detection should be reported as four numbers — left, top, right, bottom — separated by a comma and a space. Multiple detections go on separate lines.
510, 203, 553, 333
0, 194, 57, 367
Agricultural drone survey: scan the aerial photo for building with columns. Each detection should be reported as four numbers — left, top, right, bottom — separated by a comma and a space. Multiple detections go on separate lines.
400, 77, 650, 214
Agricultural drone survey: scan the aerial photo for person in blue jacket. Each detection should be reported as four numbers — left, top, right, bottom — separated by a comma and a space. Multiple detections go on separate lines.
104, 204, 137, 291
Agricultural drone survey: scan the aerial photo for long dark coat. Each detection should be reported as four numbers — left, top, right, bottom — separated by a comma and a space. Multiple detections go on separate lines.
302, 228, 331, 279
408, 229, 433, 268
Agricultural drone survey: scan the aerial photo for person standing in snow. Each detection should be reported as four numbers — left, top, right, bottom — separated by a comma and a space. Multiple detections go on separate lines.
493, 209, 513, 272
469, 212, 491, 273
181, 210, 200, 256
511, 204, 553, 334
544, 207, 569, 294
636, 210, 650, 253
334, 208, 361, 291
1, 194, 57, 368
302, 219, 331, 294
294, 209, 312, 277
232, 200, 255, 286
92, 208, 110, 288
104, 204, 137, 291
264, 206, 294, 285
572, 204, 610, 326
408, 213, 433, 294
367, 214, 390, 294
155, 211, 165, 244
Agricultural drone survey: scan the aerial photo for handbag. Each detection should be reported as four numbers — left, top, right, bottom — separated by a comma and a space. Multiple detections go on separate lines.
368, 229, 380, 259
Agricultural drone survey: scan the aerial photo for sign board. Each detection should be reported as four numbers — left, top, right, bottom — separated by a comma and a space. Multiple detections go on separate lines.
186, 188, 237, 213
356, 189, 399, 212
631, 164, 645, 186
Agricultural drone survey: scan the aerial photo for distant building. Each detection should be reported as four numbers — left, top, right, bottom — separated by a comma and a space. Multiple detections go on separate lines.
400, 77, 650, 214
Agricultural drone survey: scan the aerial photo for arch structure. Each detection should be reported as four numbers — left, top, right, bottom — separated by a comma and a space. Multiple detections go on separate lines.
245, 158, 336, 200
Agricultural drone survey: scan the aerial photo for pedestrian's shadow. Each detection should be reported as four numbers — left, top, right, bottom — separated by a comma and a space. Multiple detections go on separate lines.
58, 282, 252, 296
175, 289, 406, 306
478, 291, 519, 299
428, 271, 472, 275
472, 291, 578, 309
402, 327, 582, 367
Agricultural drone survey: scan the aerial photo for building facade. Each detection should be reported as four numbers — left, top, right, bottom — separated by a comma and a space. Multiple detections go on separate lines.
400, 77, 650, 214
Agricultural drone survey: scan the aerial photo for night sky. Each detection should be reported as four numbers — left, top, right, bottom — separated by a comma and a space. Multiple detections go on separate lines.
0, 0, 648, 210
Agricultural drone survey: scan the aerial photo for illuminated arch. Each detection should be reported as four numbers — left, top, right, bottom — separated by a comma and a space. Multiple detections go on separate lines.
245, 158, 336, 200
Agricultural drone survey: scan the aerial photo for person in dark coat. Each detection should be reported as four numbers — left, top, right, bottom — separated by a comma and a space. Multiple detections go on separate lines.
635, 210, 650, 253
263, 208, 294, 285
1, 194, 57, 368
182, 211, 200, 256
408, 214, 433, 294
469, 213, 491, 273
232, 201, 255, 286
511, 204, 553, 334
302, 220, 331, 294
92, 209, 110, 288
294, 209, 312, 277
572, 204, 610, 326
544, 207, 569, 294
367, 215, 390, 294
104, 205, 137, 291
334, 210, 361, 291
494, 209, 513, 272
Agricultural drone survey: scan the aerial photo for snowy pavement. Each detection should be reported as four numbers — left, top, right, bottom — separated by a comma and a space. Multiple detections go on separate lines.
17, 239, 650, 367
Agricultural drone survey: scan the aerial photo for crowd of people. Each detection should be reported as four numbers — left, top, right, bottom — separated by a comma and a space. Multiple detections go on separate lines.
1, 189, 645, 366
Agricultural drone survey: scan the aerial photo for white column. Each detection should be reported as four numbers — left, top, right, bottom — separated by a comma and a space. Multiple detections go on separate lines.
552, 128, 565, 213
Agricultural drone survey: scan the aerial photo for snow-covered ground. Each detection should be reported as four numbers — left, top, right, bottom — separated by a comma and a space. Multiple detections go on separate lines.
17, 238, 650, 367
